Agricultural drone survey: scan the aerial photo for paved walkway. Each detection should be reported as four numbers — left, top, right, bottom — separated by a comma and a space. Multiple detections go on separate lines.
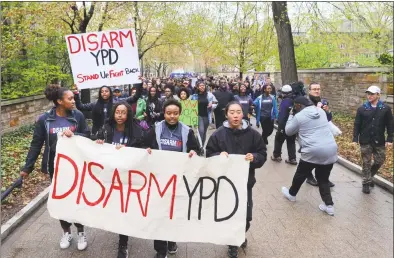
2, 124, 393, 258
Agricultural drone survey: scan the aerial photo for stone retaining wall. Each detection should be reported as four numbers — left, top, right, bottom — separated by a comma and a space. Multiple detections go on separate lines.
1, 88, 100, 134
271, 67, 393, 115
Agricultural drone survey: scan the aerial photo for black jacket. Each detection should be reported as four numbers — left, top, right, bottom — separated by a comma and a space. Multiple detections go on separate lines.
97, 120, 147, 148
353, 100, 393, 146
22, 107, 90, 176
213, 89, 235, 111
206, 121, 267, 188
75, 83, 142, 135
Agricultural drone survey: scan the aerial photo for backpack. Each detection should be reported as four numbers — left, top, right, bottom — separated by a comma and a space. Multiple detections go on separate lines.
290, 81, 307, 97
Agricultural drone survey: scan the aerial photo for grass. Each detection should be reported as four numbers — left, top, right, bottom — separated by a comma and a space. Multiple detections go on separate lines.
333, 112, 393, 183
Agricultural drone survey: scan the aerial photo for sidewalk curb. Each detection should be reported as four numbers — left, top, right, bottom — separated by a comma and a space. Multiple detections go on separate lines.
1, 187, 49, 241
272, 123, 393, 193
337, 156, 393, 193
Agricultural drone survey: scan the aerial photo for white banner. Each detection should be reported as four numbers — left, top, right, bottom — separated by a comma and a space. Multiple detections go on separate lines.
47, 136, 249, 246
65, 29, 140, 89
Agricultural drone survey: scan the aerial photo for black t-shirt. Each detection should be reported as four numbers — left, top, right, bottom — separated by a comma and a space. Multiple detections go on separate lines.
198, 94, 209, 117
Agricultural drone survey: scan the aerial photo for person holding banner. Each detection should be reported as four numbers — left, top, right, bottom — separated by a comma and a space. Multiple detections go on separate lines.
190, 82, 218, 147
95, 101, 147, 258
20, 84, 90, 251
177, 87, 190, 101
145, 99, 199, 258
205, 101, 267, 258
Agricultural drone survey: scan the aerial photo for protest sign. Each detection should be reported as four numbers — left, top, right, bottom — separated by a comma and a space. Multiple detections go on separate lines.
179, 100, 198, 126
47, 135, 249, 246
65, 29, 140, 89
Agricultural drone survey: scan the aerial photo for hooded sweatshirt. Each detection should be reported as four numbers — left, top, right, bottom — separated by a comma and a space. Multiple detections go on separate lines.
206, 120, 267, 188
285, 106, 338, 165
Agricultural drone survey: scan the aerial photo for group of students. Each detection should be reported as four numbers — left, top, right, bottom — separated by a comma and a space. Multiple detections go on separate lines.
19, 75, 393, 258
19, 78, 267, 258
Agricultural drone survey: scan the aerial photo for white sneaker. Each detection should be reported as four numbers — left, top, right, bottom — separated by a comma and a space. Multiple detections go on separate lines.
282, 187, 296, 202
77, 232, 88, 251
319, 204, 334, 216
60, 232, 72, 249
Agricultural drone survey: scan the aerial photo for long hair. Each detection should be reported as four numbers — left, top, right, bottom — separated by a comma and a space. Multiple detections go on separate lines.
195, 82, 207, 96
93, 86, 113, 126
147, 86, 159, 103
107, 101, 135, 145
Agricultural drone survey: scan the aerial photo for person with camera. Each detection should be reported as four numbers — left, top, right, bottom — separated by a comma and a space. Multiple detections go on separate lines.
271, 85, 297, 165
282, 96, 338, 216
352, 86, 393, 194
305, 82, 335, 187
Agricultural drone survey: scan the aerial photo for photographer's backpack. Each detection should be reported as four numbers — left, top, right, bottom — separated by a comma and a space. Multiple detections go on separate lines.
290, 81, 307, 97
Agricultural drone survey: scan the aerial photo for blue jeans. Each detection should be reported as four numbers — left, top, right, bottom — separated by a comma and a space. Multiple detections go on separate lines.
198, 116, 209, 146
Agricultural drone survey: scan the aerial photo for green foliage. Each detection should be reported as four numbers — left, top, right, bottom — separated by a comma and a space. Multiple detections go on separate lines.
1, 2, 73, 100
1, 125, 35, 190
378, 53, 394, 65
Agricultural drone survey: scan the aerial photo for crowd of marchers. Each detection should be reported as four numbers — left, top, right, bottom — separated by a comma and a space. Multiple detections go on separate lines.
19, 73, 393, 258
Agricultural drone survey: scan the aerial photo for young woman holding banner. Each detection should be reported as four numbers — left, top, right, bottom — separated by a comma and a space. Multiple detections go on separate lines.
177, 87, 190, 101
145, 99, 199, 258
205, 101, 267, 258
95, 101, 147, 258
20, 84, 90, 251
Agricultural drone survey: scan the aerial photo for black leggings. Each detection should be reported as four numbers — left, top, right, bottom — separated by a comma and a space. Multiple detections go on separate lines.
260, 117, 274, 143
60, 220, 84, 232
154, 240, 176, 255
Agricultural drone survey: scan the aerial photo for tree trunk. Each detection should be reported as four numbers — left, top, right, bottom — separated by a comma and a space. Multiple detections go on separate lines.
272, 1, 298, 85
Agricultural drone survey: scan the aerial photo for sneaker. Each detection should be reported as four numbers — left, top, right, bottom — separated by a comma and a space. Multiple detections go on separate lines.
241, 238, 247, 249
319, 204, 334, 216
285, 159, 298, 165
228, 245, 238, 258
168, 242, 178, 254
155, 253, 167, 258
362, 184, 370, 194
306, 177, 318, 186
77, 232, 87, 251
281, 187, 296, 202
60, 232, 72, 249
329, 181, 335, 187
370, 181, 375, 187
117, 245, 128, 258
271, 156, 282, 162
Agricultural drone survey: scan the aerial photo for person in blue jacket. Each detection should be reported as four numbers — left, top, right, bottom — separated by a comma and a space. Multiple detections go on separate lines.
20, 84, 90, 252
253, 84, 278, 145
